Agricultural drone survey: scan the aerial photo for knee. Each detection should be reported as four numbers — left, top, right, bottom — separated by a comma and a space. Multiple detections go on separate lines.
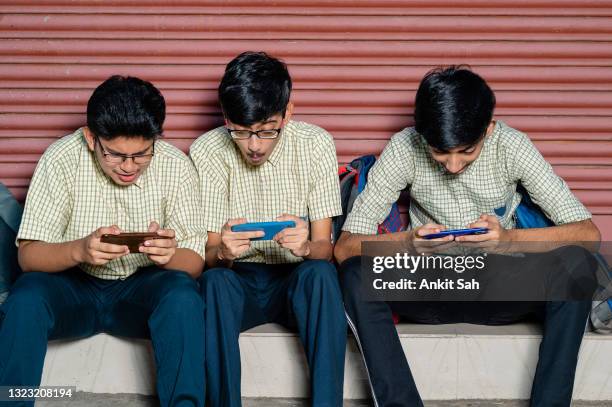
295, 260, 340, 290
199, 267, 238, 293
156, 272, 203, 314
2, 273, 52, 321
557, 245, 598, 276
337, 256, 363, 295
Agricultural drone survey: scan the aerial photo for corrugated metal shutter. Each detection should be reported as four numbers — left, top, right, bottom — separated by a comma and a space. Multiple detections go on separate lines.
1, 0, 611, 237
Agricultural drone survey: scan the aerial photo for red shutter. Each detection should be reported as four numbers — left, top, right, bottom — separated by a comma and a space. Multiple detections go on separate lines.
1, 0, 611, 237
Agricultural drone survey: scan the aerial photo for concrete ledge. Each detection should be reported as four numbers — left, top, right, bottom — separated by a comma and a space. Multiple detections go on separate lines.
41, 323, 612, 401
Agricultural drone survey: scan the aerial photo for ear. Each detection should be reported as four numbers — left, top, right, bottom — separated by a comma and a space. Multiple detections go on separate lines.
485, 120, 496, 137
83, 127, 96, 151
283, 101, 294, 125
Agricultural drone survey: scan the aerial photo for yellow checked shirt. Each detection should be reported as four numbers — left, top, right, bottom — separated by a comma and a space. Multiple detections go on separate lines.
190, 120, 342, 264
343, 121, 592, 235
17, 128, 206, 280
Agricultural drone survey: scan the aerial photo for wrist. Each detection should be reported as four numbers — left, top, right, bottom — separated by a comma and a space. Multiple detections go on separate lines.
302, 241, 312, 258
70, 239, 84, 264
216, 247, 226, 262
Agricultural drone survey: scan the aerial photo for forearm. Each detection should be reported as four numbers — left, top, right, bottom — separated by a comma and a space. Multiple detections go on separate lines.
164, 248, 205, 278
505, 220, 601, 252
334, 230, 412, 264
18, 240, 81, 273
304, 240, 333, 261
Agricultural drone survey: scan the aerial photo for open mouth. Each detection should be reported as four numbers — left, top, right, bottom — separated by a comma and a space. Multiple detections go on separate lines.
249, 153, 264, 162
116, 172, 138, 182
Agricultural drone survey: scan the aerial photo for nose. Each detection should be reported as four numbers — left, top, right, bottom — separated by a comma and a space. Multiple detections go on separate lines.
248, 134, 261, 151
120, 157, 139, 173
445, 156, 464, 174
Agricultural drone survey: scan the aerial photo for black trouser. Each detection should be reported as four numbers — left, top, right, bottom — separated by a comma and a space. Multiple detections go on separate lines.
339, 248, 595, 407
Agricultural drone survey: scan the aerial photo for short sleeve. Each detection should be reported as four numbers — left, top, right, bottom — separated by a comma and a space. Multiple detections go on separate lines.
190, 141, 229, 234
165, 160, 207, 259
17, 154, 71, 244
342, 133, 415, 235
509, 133, 591, 225
307, 130, 342, 221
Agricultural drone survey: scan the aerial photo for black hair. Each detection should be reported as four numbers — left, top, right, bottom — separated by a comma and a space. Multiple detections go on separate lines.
414, 66, 496, 151
218, 51, 292, 126
87, 75, 165, 140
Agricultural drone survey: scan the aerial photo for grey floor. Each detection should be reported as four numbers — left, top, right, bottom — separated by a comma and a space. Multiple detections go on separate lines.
34, 394, 612, 406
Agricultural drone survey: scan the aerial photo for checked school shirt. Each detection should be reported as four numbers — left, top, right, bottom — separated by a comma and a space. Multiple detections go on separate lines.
17, 128, 206, 279
190, 120, 342, 264
343, 120, 591, 235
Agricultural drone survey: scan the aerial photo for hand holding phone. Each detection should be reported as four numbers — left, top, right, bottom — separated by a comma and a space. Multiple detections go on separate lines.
75, 226, 130, 266
231, 220, 296, 241
101, 232, 172, 253
423, 227, 489, 240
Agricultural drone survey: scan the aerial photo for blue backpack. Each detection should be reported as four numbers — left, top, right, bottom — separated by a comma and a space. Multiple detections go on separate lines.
514, 184, 612, 334
332, 155, 403, 242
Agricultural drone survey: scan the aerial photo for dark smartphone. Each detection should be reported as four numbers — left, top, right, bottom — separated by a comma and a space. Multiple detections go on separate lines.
100, 232, 171, 253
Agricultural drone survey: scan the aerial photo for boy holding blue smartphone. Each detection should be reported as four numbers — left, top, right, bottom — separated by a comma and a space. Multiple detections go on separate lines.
190, 52, 346, 407
334, 67, 601, 407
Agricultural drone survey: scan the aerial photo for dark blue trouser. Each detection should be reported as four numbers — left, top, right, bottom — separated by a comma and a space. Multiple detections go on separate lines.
200, 260, 347, 407
0, 266, 205, 407
340, 248, 595, 407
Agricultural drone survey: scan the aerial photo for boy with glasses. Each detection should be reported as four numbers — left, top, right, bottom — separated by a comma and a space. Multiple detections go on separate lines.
0, 76, 206, 407
190, 51, 346, 407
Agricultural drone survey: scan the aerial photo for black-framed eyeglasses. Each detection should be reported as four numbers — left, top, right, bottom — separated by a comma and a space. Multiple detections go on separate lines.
226, 128, 282, 140
95, 137, 155, 165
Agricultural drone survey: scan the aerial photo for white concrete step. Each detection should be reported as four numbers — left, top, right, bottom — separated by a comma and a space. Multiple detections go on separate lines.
40, 323, 612, 401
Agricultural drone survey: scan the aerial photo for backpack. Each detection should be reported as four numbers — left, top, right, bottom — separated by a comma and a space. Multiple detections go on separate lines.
332, 155, 404, 242
0, 183, 23, 304
514, 184, 612, 334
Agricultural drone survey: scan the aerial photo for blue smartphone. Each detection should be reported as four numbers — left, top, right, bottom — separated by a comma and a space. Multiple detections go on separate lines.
231, 221, 296, 241
423, 227, 488, 240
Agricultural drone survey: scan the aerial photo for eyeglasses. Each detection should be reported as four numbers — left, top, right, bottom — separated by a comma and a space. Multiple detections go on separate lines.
96, 137, 155, 165
226, 128, 282, 140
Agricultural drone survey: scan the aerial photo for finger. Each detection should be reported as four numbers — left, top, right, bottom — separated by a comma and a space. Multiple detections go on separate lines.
229, 231, 265, 240
277, 235, 303, 245
94, 226, 121, 238
416, 227, 441, 237
467, 221, 489, 229
139, 246, 171, 256
144, 238, 177, 248
231, 243, 252, 257
417, 234, 454, 245
276, 214, 298, 222
97, 250, 129, 261
273, 229, 292, 241
483, 215, 500, 224
456, 233, 492, 243
226, 218, 248, 227
148, 221, 160, 233
96, 242, 130, 254
147, 255, 171, 265
154, 228, 175, 238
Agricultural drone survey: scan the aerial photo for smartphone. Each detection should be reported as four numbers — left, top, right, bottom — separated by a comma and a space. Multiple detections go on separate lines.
422, 227, 489, 240
100, 232, 171, 253
231, 221, 296, 241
